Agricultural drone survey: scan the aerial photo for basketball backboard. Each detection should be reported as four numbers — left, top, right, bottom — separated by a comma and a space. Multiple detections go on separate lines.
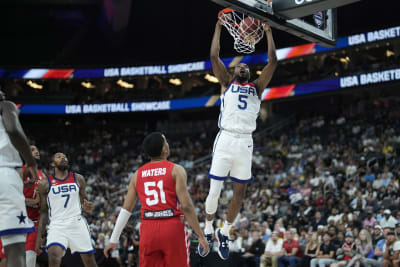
211, 0, 360, 47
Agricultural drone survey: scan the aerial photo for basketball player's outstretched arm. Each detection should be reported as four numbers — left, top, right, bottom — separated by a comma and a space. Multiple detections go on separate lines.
35, 178, 49, 254
0, 101, 37, 182
173, 164, 210, 254
76, 173, 94, 213
104, 172, 138, 257
211, 21, 232, 92
255, 24, 277, 96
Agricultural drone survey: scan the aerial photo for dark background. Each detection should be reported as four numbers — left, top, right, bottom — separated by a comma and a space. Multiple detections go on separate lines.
0, 0, 397, 67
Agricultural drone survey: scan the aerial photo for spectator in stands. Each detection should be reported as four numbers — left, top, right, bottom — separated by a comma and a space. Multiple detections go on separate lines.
383, 231, 400, 267
312, 211, 327, 231
277, 230, 302, 267
363, 167, 376, 183
372, 225, 384, 246
381, 209, 397, 229
363, 210, 377, 228
299, 232, 319, 267
261, 231, 283, 267
241, 230, 266, 267
331, 232, 355, 267
310, 233, 336, 267
347, 229, 377, 267
327, 208, 342, 225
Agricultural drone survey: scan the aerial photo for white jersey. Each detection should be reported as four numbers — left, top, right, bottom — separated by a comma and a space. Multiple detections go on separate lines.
218, 80, 261, 134
47, 172, 82, 222
0, 114, 23, 168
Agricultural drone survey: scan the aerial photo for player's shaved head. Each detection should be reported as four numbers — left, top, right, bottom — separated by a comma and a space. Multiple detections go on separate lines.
143, 132, 165, 158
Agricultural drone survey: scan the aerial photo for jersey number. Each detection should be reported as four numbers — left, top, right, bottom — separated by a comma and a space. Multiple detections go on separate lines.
238, 95, 248, 110
144, 181, 167, 206
61, 194, 70, 208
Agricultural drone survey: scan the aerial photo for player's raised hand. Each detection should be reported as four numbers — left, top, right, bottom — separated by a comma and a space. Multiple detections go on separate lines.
23, 164, 37, 187
198, 235, 210, 257
82, 199, 94, 213
104, 242, 117, 258
264, 24, 271, 32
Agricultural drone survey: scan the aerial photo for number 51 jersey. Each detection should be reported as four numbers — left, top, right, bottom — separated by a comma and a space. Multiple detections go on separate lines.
47, 172, 81, 222
136, 160, 183, 220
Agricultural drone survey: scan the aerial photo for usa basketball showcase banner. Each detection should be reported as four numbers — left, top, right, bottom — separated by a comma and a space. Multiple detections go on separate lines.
17, 67, 400, 114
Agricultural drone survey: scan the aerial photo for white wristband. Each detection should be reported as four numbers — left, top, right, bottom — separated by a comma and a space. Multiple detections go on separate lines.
109, 208, 132, 243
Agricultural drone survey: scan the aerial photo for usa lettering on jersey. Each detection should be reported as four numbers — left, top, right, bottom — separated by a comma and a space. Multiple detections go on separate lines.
141, 168, 167, 178
51, 184, 78, 194
230, 84, 257, 96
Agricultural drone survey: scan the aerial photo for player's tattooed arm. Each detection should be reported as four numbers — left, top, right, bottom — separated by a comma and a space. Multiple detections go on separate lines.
75, 173, 94, 214
36, 178, 49, 254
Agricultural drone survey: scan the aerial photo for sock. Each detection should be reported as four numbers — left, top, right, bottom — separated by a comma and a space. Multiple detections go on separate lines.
205, 219, 214, 235
26, 250, 37, 267
221, 220, 232, 237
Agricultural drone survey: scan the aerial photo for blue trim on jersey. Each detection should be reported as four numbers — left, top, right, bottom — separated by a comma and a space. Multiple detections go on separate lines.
47, 195, 52, 218
212, 131, 222, 154
46, 175, 51, 193
73, 172, 80, 188
208, 174, 227, 181
46, 242, 66, 251
51, 172, 70, 182
73, 249, 96, 255
0, 226, 35, 236
230, 176, 254, 184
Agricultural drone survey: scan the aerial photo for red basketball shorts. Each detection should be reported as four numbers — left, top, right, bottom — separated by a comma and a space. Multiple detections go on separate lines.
139, 217, 190, 267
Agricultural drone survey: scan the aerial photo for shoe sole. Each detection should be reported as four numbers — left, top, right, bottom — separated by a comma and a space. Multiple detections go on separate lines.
215, 229, 228, 260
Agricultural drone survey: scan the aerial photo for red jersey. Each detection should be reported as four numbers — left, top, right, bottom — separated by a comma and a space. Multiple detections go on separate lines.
136, 160, 183, 220
23, 166, 45, 221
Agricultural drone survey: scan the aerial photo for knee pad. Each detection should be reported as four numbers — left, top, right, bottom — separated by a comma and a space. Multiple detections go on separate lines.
205, 179, 224, 214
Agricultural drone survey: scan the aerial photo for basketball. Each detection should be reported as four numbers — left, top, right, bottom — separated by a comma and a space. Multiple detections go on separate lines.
238, 17, 262, 35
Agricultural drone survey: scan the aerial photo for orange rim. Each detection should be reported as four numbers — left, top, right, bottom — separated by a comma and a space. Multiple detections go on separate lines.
218, 8, 239, 27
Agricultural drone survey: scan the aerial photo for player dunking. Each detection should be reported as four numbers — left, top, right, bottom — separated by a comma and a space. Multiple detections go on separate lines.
0, 145, 45, 267
104, 132, 209, 266
36, 152, 97, 267
204, 21, 277, 260
0, 88, 38, 267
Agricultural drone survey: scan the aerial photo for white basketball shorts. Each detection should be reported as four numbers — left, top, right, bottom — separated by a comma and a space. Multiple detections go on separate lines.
209, 130, 254, 183
0, 167, 35, 241
46, 215, 94, 255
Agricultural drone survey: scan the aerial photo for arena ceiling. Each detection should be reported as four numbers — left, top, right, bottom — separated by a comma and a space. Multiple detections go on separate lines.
0, 0, 397, 67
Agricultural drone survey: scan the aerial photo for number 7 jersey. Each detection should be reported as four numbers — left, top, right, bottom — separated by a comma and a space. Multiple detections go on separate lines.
136, 160, 183, 220
47, 172, 81, 222
219, 80, 261, 134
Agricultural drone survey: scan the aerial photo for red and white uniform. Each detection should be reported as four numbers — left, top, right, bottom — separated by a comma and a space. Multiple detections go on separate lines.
23, 166, 45, 252
136, 160, 190, 267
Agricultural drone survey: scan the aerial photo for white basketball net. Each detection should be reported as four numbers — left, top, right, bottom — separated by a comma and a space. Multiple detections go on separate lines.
219, 9, 265, 54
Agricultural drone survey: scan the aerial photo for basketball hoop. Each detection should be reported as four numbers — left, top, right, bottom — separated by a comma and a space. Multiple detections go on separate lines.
218, 8, 265, 54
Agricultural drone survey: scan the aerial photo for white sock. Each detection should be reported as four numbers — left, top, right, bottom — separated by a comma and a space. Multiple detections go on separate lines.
205, 219, 214, 235
221, 220, 232, 236
26, 250, 37, 267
